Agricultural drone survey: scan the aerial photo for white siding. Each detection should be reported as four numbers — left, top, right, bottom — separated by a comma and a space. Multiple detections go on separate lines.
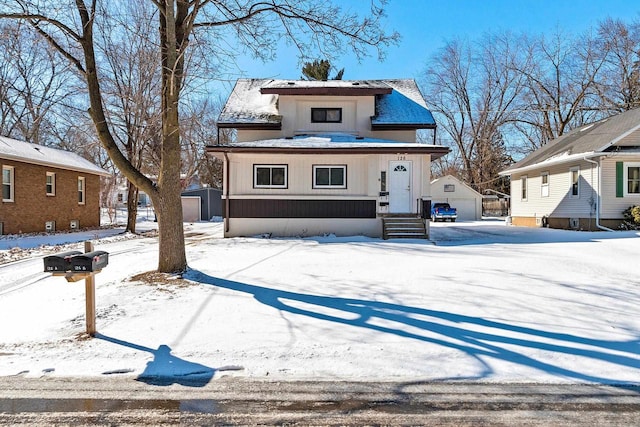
511, 160, 598, 219
601, 156, 640, 218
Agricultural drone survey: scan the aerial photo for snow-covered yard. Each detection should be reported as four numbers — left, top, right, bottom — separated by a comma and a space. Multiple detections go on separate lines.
0, 218, 639, 386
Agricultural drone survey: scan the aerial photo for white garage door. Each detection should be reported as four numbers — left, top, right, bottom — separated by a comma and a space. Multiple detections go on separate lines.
446, 198, 477, 221
181, 196, 201, 222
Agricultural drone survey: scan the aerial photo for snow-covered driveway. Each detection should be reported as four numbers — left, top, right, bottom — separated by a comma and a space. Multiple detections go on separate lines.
1, 220, 639, 384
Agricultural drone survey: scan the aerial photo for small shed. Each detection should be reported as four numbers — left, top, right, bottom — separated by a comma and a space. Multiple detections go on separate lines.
181, 187, 223, 222
430, 175, 483, 221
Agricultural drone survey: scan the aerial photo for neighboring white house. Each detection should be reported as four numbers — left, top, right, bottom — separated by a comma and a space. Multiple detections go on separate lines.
430, 175, 483, 221
207, 78, 449, 238
500, 108, 640, 230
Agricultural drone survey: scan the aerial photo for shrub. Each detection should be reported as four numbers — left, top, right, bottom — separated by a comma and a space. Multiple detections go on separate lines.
621, 205, 640, 230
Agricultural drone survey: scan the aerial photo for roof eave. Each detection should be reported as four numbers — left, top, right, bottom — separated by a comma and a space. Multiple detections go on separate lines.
0, 153, 111, 176
499, 151, 600, 176
371, 123, 437, 130
217, 122, 282, 130
260, 87, 392, 96
206, 145, 449, 159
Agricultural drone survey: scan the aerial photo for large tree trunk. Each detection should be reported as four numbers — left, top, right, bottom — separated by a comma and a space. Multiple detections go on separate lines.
126, 181, 138, 233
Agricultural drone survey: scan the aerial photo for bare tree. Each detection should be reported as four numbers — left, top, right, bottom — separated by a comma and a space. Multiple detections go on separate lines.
512, 29, 607, 150
594, 17, 640, 113
0, 21, 76, 145
1, 0, 398, 273
422, 33, 524, 192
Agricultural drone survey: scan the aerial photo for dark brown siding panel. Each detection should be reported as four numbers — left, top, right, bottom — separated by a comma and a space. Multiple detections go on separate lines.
230, 199, 376, 218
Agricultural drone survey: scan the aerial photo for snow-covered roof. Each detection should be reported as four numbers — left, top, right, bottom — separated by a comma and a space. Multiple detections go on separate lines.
0, 135, 110, 176
501, 108, 640, 175
207, 133, 449, 158
217, 78, 436, 129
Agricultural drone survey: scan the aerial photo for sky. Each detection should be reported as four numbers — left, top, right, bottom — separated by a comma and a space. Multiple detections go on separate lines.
1, 217, 639, 383
221, 0, 640, 91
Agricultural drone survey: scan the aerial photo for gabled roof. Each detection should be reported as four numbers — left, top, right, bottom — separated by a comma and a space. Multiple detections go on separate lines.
501, 108, 640, 175
207, 133, 449, 159
217, 78, 436, 130
0, 135, 110, 176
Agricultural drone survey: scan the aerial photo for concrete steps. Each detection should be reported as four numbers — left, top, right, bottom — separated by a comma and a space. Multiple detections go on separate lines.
382, 216, 428, 240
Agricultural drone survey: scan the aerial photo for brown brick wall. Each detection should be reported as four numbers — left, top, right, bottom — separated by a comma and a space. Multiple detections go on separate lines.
1, 159, 102, 234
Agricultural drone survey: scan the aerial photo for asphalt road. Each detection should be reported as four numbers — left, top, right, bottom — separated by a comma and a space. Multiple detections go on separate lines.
0, 377, 639, 425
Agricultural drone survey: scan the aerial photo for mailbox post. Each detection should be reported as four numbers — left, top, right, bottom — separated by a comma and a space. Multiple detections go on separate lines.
43, 242, 109, 337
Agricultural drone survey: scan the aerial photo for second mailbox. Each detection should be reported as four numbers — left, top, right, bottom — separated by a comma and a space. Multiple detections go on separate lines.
69, 251, 109, 272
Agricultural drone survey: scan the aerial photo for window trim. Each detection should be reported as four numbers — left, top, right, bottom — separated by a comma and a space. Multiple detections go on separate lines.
312, 165, 347, 189
570, 166, 580, 198
540, 171, 549, 198
253, 164, 288, 189
46, 172, 56, 196
624, 162, 640, 196
311, 107, 342, 123
78, 176, 86, 205
2, 165, 14, 202
520, 176, 528, 201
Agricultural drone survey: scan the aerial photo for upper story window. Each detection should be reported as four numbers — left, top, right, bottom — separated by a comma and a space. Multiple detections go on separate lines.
626, 163, 640, 195
254, 164, 287, 189
540, 172, 549, 197
46, 172, 56, 196
311, 108, 342, 123
313, 165, 346, 189
2, 165, 14, 202
78, 176, 86, 204
521, 176, 528, 201
570, 167, 580, 198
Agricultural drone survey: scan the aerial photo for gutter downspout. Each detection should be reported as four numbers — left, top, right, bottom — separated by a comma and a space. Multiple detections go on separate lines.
224, 152, 230, 234
584, 156, 614, 232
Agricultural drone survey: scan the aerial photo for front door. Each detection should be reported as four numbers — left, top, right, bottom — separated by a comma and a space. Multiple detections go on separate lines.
389, 161, 412, 213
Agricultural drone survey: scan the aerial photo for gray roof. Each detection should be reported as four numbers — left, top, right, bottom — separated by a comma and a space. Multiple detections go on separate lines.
217, 78, 436, 128
0, 136, 110, 176
501, 108, 640, 175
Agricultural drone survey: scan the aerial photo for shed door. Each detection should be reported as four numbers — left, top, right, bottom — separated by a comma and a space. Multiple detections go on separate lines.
181, 196, 201, 222
447, 198, 477, 221
389, 161, 412, 213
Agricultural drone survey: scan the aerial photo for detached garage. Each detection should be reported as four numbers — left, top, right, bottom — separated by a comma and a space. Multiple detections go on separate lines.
431, 175, 483, 221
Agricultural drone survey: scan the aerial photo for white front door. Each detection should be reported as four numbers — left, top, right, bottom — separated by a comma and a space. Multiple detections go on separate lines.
389, 161, 412, 213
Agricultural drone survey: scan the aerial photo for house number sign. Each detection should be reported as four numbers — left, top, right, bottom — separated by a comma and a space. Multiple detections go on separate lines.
396, 154, 407, 160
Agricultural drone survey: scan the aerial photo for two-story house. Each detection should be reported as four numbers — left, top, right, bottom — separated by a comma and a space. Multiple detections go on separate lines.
207, 78, 449, 238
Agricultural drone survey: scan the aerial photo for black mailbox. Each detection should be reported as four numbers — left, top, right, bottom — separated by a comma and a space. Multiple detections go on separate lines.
69, 251, 109, 272
43, 251, 83, 272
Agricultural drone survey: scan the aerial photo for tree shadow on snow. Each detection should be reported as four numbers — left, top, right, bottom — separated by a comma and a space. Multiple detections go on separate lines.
96, 334, 214, 387
186, 270, 640, 385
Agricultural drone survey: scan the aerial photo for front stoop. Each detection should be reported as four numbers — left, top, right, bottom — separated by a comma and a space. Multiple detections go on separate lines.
382, 216, 428, 239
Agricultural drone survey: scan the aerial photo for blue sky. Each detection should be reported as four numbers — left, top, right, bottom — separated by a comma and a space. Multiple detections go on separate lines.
227, 0, 640, 87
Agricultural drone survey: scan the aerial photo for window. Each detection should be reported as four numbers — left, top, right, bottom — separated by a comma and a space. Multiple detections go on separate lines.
570, 167, 580, 197
521, 176, 528, 201
380, 171, 387, 192
78, 176, 85, 204
540, 172, 549, 197
2, 165, 14, 202
313, 165, 346, 189
444, 184, 455, 192
311, 108, 342, 123
626, 163, 640, 195
46, 172, 56, 196
254, 165, 287, 188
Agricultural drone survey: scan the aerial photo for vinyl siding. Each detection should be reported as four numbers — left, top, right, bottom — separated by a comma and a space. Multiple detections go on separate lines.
510, 160, 597, 219
601, 156, 640, 218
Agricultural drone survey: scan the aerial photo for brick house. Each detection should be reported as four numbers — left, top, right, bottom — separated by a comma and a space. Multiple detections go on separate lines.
1, 136, 110, 234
